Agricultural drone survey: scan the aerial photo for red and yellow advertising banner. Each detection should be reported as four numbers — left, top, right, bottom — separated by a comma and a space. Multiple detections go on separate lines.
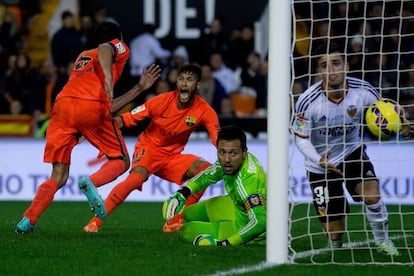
0, 115, 34, 137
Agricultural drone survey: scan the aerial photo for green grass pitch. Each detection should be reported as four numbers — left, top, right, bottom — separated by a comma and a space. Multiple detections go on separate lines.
1, 202, 413, 275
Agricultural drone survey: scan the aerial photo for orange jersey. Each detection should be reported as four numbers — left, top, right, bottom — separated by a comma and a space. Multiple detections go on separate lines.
121, 91, 220, 154
56, 39, 129, 103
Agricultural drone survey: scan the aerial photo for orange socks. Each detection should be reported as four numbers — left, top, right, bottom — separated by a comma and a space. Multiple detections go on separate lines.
105, 173, 145, 216
185, 190, 205, 206
24, 179, 59, 225
87, 173, 145, 228
90, 158, 127, 187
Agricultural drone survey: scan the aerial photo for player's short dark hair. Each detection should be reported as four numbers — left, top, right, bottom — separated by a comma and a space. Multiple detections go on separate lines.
94, 21, 122, 46
312, 41, 345, 67
314, 41, 344, 57
178, 64, 202, 82
217, 125, 247, 151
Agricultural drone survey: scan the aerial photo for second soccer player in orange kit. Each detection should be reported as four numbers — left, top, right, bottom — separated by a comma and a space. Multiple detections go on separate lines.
15, 22, 161, 233
84, 64, 220, 233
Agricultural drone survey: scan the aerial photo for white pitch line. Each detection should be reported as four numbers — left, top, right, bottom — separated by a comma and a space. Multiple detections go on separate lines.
204, 261, 277, 276
293, 234, 409, 260
205, 235, 410, 275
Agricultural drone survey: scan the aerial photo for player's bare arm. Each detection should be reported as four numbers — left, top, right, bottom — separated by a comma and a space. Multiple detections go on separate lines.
401, 116, 414, 139
319, 151, 343, 176
111, 64, 161, 113
98, 43, 115, 100
114, 116, 124, 128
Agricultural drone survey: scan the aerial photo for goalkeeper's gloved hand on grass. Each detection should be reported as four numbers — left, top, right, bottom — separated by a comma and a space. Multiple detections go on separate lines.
162, 187, 191, 220
193, 234, 230, 246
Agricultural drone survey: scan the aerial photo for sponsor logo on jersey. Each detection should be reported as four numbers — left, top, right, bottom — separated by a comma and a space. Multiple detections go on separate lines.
347, 105, 357, 117
115, 42, 126, 54
185, 116, 196, 127
74, 56, 92, 70
320, 125, 357, 137
131, 105, 146, 114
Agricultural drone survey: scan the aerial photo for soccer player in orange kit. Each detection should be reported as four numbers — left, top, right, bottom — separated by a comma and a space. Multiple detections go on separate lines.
15, 22, 161, 233
83, 64, 220, 233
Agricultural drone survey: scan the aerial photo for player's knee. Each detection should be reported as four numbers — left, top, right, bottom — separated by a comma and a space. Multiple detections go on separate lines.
130, 167, 148, 180
121, 156, 130, 172
177, 223, 193, 243
363, 195, 380, 205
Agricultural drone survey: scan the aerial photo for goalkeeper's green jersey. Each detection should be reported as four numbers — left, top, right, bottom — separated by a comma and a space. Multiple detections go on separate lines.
186, 152, 267, 245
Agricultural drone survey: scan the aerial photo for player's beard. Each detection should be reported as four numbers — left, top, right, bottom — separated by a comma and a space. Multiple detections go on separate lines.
222, 164, 235, 175
326, 75, 346, 97
327, 74, 342, 89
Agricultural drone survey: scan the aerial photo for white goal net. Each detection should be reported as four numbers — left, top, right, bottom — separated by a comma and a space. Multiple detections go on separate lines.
289, 0, 414, 264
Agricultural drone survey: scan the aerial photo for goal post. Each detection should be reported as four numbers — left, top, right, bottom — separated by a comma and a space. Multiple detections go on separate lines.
266, 0, 291, 264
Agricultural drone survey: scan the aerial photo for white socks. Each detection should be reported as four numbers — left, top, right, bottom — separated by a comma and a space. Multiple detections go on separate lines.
365, 199, 389, 245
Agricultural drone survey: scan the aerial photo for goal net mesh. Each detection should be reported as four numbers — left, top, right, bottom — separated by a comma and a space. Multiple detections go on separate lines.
289, 0, 414, 264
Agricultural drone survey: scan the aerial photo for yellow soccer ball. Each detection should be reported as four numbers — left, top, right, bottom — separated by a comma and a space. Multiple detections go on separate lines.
193, 234, 216, 246
365, 99, 404, 140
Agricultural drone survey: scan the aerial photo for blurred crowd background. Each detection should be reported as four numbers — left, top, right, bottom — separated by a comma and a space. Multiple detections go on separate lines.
0, 0, 268, 137
1, 0, 414, 138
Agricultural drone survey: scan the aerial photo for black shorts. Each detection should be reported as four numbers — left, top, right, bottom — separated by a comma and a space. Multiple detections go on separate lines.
308, 145, 377, 223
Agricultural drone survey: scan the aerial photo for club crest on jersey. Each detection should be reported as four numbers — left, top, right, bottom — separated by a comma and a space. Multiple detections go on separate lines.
114, 42, 126, 54
185, 116, 196, 127
347, 105, 357, 117
74, 56, 92, 70
244, 194, 265, 211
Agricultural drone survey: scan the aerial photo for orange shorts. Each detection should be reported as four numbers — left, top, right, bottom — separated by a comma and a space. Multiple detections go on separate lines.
132, 141, 201, 185
44, 97, 128, 164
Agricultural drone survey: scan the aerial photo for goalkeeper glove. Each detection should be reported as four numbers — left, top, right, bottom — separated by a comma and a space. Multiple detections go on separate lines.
162, 187, 190, 220
193, 234, 230, 246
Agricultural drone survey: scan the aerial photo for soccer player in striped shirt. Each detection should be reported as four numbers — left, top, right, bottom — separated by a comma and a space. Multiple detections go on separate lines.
291, 41, 400, 256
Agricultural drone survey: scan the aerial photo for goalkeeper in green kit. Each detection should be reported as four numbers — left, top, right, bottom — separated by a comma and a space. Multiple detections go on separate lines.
162, 125, 266, 246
